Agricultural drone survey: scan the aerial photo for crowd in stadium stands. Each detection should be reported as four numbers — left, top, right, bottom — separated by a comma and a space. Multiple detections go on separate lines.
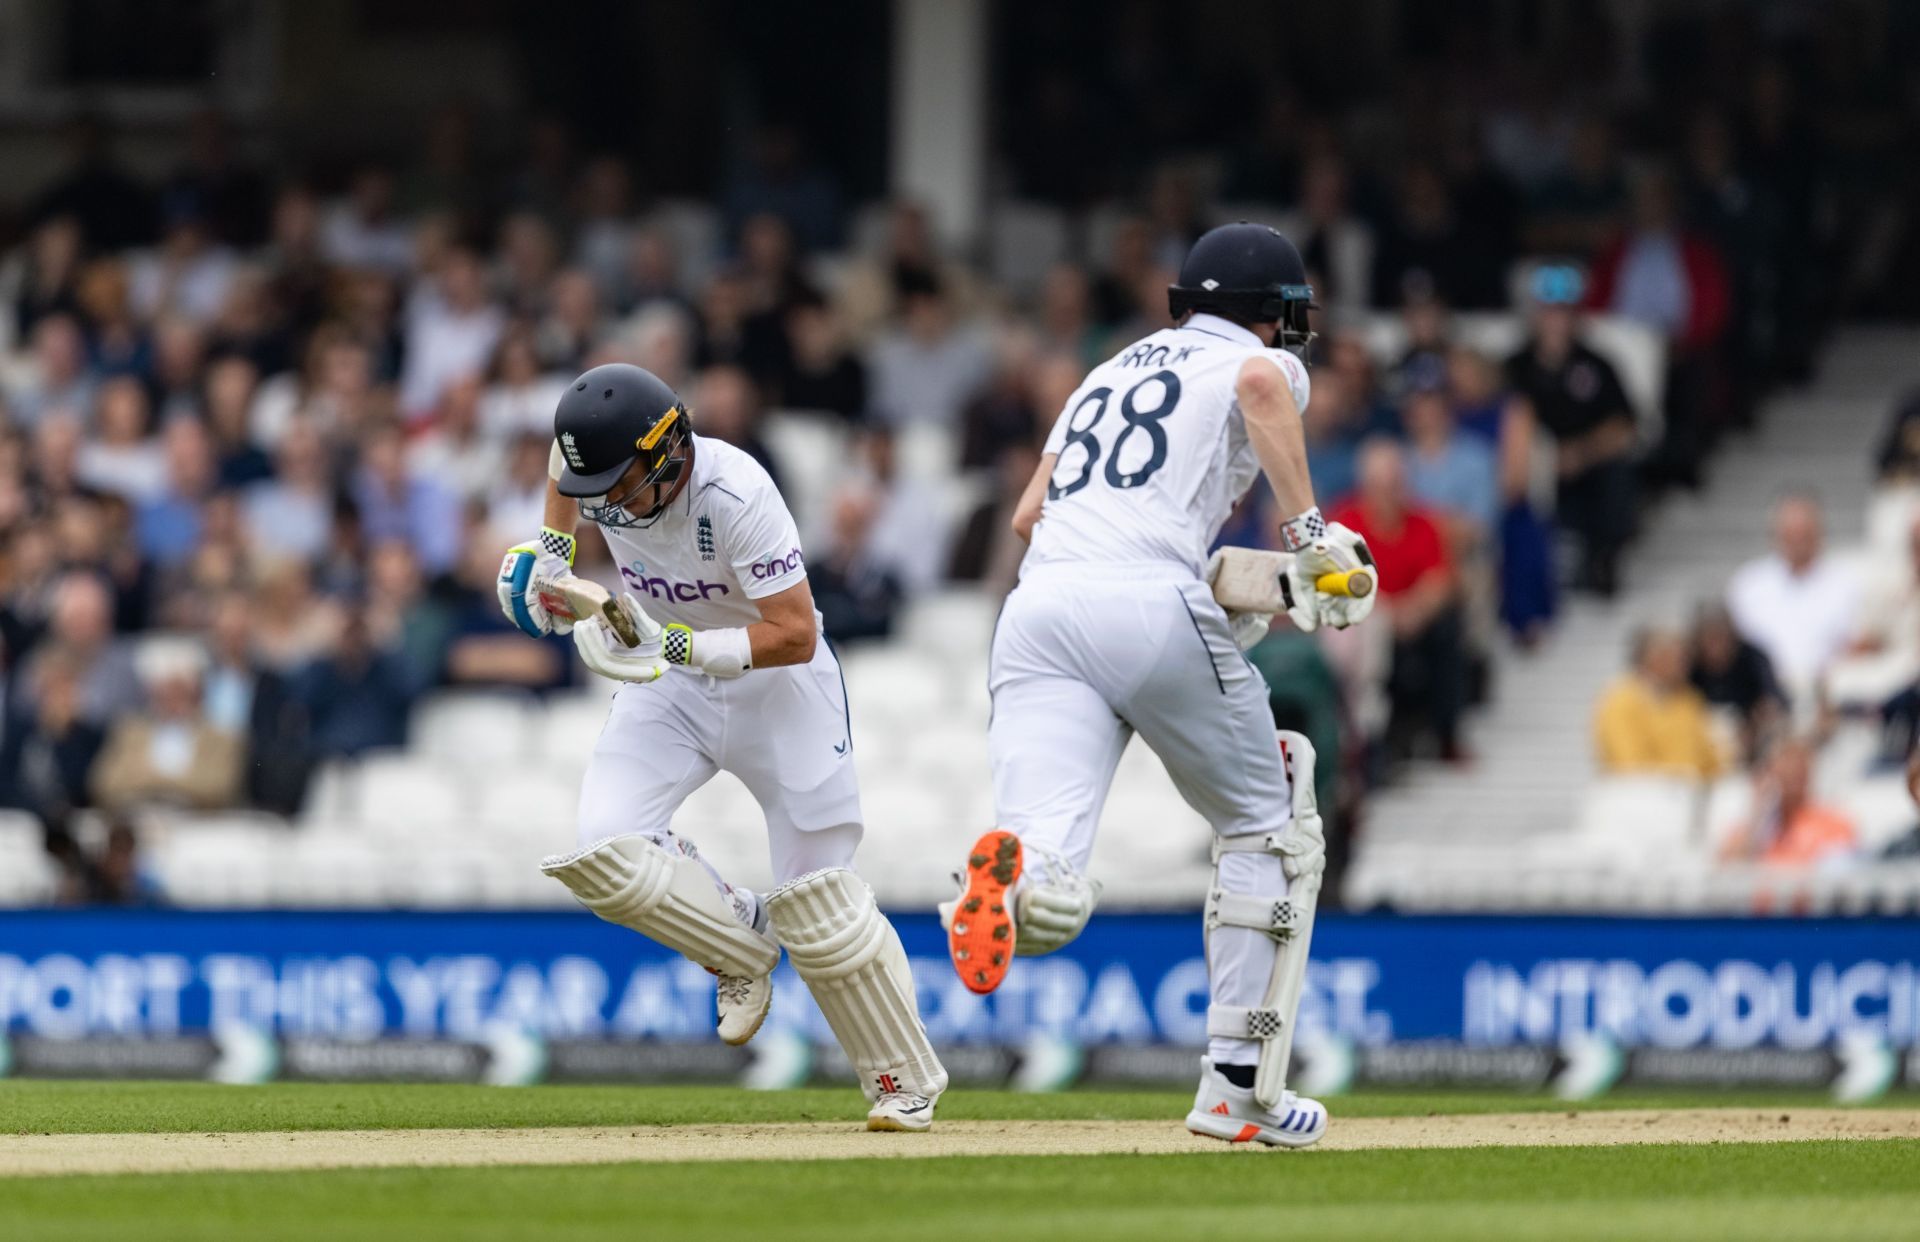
3, 9, 1917, 899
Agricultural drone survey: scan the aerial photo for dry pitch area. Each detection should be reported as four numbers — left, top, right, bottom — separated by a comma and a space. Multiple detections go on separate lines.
4, 1108, 1918, 1177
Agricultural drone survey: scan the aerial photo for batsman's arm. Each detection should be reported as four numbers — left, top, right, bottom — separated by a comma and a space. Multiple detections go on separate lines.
1236, 355, 1316, 524
544, 442, 581, 538
1011, 452, 1056, 544
742, 578, 819, 669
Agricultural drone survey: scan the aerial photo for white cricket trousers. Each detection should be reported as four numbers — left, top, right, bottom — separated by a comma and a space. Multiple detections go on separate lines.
575, 641, 864, 886
987, 561, 1296, 1066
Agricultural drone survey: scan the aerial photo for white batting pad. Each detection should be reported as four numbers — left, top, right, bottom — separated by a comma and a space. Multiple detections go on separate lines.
765, 867, 947, 1102
541, 834, 779, 979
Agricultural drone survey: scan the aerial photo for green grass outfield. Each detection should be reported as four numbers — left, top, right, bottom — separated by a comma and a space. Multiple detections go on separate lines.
2, 1083, 1916, 1242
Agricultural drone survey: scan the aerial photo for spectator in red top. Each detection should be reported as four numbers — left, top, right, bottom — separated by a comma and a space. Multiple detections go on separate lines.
1330, 438, 1468, 763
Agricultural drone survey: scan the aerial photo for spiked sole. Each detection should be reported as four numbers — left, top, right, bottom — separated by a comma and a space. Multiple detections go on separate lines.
948, 829, 1022, 995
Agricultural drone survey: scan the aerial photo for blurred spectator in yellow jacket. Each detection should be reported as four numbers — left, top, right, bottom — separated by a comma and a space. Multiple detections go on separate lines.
1594, 626, 1728, 780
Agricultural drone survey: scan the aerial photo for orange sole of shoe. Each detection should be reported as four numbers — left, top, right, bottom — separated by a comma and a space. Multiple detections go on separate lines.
948, 829, 1022, 995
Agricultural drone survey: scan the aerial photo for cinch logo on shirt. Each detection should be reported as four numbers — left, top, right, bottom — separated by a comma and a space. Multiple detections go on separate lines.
620, 562, 731, 602
750, 547, 805, 580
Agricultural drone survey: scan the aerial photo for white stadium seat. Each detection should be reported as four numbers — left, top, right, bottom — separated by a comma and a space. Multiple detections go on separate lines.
410, 690, 538, 769
354, 754, 469, 833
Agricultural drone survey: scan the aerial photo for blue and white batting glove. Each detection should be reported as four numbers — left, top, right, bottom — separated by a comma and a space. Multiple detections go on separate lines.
497, 527, 578, 638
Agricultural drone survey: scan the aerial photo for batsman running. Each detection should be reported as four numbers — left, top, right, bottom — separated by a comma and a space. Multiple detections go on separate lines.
499, 363, 946, 1131
943, 224, 1376, 1147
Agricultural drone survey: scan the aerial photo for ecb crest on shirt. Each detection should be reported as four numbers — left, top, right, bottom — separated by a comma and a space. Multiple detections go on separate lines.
696, 514, 716, 561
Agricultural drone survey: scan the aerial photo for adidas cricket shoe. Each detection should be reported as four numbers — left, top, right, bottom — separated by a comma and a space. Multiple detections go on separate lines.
866, 1087, 939, 1132
1185, 1060, 1327, 1148
946, 829, 1022, 995
714, 971, 772, 1046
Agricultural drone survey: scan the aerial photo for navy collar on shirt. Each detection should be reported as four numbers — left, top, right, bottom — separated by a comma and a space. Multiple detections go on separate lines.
1179, 313, 1265, 348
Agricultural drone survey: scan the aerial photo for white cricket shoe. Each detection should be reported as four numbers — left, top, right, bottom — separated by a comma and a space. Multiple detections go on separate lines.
1184, 1060, 1327, 1148
714, 971, 772, 1046
866, 1089, 939, 1132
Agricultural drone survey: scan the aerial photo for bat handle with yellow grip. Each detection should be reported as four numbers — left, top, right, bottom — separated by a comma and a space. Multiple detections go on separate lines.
1313, 567, 1375, 599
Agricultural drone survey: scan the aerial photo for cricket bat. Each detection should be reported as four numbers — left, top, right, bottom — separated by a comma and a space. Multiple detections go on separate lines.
1209, 545, 1374, 614
533, 573, 644, 648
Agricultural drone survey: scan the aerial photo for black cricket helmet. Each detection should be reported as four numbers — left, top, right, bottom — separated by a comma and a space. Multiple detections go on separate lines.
1167, 222, 1317, 352
553, 363, 692, 527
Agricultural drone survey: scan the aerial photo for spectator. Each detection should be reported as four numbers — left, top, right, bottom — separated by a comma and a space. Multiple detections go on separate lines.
480, 329, 569, 441
948, 442, 1041, 595
243, 420, 336, 564
398, 246, 504, 419
1594, 627, 1727, 780
1873, 386, 1920, 485
497, 212, 561, 319
162, 107, 270, 248
3, 216, 84, 343
720, 124, 843, 254
408, 375, 503, 504
488, 432, 559, 542
1586, 168, 1731, 489
571, 155, 637, 290
810, 487, 906, 644
248, 560, 341, 674
777, 291, 868, 423
0, 654, 107, 826
1726, 494, 1859, 707
1525, 113, 1625, 255
1828, 515, 1920, 711
202, 354, 273, 488
959, 332, 1048, 470
842, 202, 981, 346
203, 591, 310, 815
136, 417, 219, 568
297, 607, 417, 758
1289, 155, 1373, 318
128, 194, 239, 326
318, 166, 413, 274
1034, 265, 1102, 369
92, 819, 159, 906
867, 271, 994, 429
91, 641, 243, 814
1504, 271, 1638, 595
353, 422, 464, 577
690, 366, 783, 488
535, 268, 602, 373
76, 377, 165, 502
846, 428, 951, 596
1329, 439, 1467, 762
1690, 602, 1785, 765
1719, 737, 1856, 868
5, 314, 95, 428
1403, 381, 1499, 550
21, 574, 140, 726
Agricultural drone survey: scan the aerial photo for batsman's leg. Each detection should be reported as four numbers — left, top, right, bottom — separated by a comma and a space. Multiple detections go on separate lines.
765, 867, 949, 1131
543, 687, 777, 1046
949, 667, 1125, 992
1121, 585, 1328, 1146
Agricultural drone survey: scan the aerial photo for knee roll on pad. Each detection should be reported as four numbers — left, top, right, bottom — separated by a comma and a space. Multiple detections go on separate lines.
766, 866, 948, 1101
541, 834, 779, 979
1203, 730, 1324, 1111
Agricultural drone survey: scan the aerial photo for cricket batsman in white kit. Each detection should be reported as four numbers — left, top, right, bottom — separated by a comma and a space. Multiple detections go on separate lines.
498, 363, 946, 1131
944, 224, 1376, 1147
